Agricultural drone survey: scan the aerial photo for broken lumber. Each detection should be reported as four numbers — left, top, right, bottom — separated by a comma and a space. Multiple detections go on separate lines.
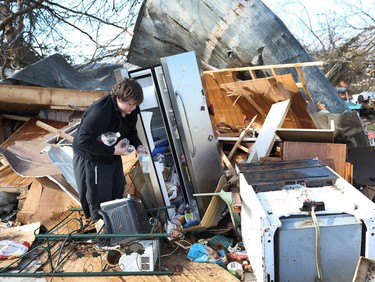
227, 115, 257, 160
36, 120, 74, 142
247, 99, 291, 163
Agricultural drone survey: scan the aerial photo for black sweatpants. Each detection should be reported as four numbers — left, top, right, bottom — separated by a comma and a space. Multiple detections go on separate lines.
73, 154, 125, 222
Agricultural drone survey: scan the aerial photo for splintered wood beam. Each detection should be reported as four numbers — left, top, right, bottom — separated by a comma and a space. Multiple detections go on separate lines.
231, 186, 242, 213
220, 149, 238, 177
204, 61, 324, 74
1, 114, 30, 122
227, 115, 257, 160
36, 120, 74, 142
247, 99, 291, 163
295, 65, 312, 100
0, 84, 107, 108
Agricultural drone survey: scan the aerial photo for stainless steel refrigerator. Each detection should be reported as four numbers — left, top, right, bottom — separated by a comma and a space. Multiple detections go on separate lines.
118, 51, 223, 221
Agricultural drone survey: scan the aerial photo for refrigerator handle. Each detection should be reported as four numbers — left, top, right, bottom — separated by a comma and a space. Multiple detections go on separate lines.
175, 90, 196, 158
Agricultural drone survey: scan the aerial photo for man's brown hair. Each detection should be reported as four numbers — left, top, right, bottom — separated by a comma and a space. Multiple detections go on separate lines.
111, 78, 144, 105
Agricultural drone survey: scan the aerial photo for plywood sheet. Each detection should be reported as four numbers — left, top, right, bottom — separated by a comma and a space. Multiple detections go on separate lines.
16, 178, 78, 225
202, 70, 245, 129
0, 163, 32, 192
0, 142, 61, 177
222, 75, 315, 129
0, 118, 69, 181
282, 141, 347, 178
202, 71, 316, 131
1, 118, 68, 148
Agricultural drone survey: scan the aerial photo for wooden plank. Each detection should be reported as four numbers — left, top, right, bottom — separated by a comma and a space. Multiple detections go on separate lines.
36, 120, 74, 142
1, 114, 30, 122
203, 70, 316, 133
0, 84, 106, 108
345, 162, 353, 184
282, 141, 347, 178
0, 186, 29, 193
17, 181, 43, 218
247, 99, 291, 163
231, 186, 241, 213
0, 161, 32, 192
1, 118, 68, 148
295, 65, 312, 100
0, 165, 19, 187
205, 61, 324, 74
274, 75, 315, 128
184, 175, 230, 232
220, 149, 238, 177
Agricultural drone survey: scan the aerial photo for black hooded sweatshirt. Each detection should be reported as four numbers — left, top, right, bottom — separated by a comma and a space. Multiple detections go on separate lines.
72, 94, 142, 164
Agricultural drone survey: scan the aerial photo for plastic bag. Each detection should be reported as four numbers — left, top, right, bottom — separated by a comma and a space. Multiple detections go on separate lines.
187, 243, 227, 265
0, 240, 30, 260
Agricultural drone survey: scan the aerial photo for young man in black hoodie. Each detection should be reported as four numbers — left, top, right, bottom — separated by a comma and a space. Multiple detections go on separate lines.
73, 78, 145, 225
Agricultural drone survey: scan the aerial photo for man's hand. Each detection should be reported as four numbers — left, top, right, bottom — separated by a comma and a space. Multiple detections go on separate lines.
136, 145, 148, 154
113, 139, 135, 155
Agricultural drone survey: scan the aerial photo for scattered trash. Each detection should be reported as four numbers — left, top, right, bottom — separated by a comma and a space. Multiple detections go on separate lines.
164, 220, 183, 240
227, 261, 244, 279
187, 243, 227, 265
207, 234, 234, 250
0, 240, 30, 260
227, 242, 248, 261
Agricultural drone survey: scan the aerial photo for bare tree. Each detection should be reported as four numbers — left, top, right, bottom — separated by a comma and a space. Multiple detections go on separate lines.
0, 0, 140, 78
270, 0, 375, 92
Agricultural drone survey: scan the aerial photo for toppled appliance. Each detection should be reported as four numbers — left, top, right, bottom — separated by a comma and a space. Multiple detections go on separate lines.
239, 158, 375, 282
118, 51, 224, 223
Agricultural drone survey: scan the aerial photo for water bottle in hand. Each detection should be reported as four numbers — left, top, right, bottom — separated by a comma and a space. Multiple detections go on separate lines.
98, 132, 121, 146
120, 138, 135, 154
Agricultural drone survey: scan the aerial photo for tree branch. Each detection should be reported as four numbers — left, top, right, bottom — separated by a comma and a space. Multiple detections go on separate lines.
0, 0, 46, 30
43, 0, 133, 35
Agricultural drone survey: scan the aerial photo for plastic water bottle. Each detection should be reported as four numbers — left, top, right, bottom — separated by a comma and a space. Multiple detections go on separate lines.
138, 151, 151, 173
98, 132, 121, 146
120, 138, 135, 154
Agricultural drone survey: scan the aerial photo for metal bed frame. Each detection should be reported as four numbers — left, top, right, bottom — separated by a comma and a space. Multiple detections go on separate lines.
0, 207, 174, 278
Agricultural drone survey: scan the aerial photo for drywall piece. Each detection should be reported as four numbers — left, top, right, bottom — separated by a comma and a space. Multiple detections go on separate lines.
247, 99, 291, 163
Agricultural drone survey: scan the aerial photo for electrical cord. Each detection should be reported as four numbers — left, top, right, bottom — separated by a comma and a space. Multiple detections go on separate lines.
311, 205, 323, 282
50, 229, 80, 282
161, 244, 180, 258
